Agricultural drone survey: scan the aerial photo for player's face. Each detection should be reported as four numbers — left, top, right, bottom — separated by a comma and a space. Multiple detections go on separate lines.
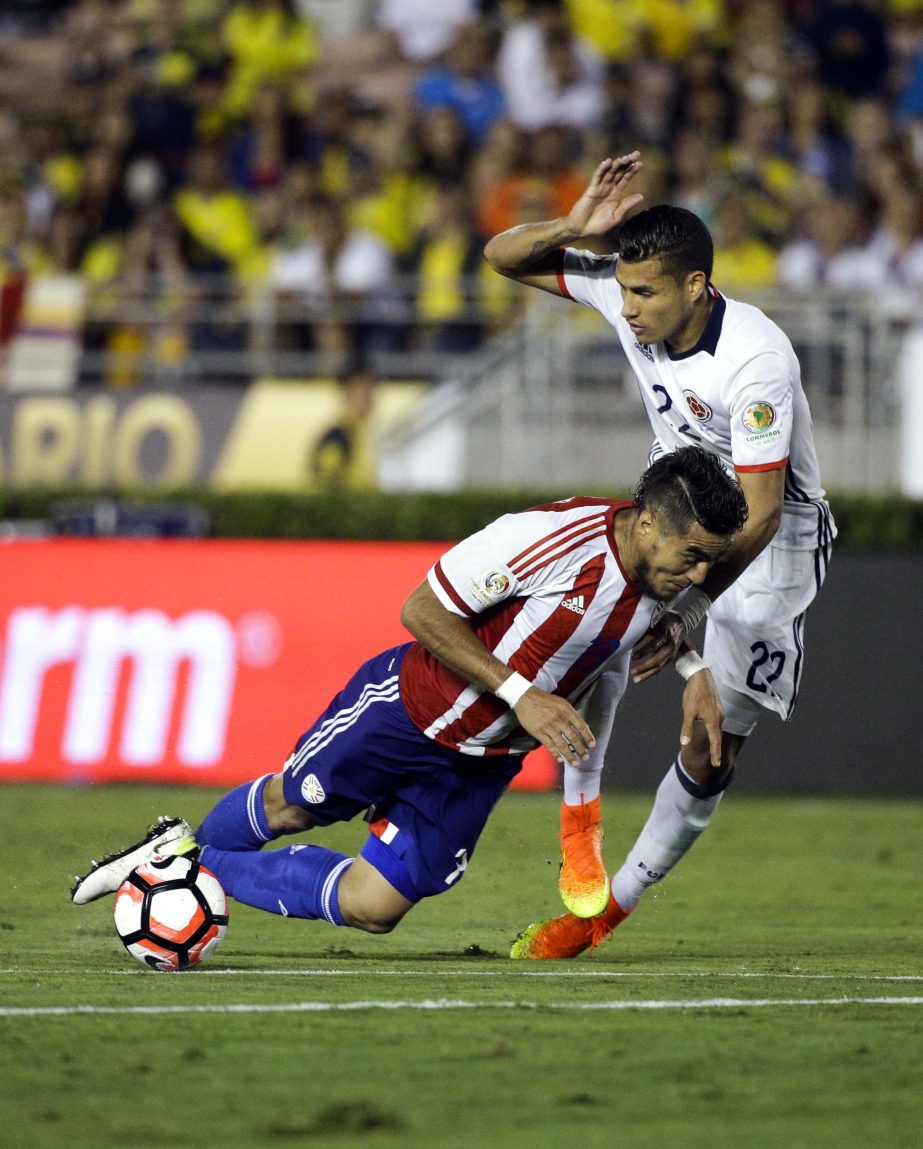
616, 258, 708, 352
632, 515, 732, 601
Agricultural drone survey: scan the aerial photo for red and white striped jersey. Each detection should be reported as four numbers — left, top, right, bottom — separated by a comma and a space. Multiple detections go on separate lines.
400, 498, 660, 756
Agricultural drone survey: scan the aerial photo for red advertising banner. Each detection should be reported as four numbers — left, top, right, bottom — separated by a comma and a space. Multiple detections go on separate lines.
0, 540, 557, 791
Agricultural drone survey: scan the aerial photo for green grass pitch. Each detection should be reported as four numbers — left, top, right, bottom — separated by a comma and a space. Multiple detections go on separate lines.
2, 784, 921, 1149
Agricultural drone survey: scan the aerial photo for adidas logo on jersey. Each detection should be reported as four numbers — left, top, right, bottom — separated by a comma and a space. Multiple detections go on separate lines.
561, 595, 586, 615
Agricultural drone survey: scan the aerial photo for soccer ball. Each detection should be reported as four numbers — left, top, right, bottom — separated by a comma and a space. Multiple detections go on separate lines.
114, 853, 229, 972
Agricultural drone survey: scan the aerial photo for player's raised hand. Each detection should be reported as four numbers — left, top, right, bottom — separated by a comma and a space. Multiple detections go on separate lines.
565, 154, 644, 238
679, 668, 724, 767
512, 688, 596, 767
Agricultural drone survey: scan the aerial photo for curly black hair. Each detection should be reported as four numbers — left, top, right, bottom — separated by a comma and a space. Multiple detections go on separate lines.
634, 446, 748, 538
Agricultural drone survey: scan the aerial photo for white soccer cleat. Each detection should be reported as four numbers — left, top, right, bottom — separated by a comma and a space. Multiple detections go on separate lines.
70, 816, 194, 905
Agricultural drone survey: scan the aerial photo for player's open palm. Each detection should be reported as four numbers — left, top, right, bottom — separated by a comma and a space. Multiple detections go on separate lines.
513, 688, 596, 767
566, 154, 644, 238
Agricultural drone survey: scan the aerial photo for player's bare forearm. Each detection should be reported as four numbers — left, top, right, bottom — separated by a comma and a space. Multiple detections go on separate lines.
483, 218, 583, 280
400, 581, 595, 764
401, 581, 513, 692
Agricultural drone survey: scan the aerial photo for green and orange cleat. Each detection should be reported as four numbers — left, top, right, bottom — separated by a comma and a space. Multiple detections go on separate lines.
510, 894, 632, 960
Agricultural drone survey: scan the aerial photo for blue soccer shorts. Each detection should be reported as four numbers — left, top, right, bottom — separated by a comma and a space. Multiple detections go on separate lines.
281, 643, 522, 901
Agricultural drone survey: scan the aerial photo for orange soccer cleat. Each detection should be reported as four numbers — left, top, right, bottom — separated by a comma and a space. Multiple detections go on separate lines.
558, 796, 609, 917
509, 894, 632, 960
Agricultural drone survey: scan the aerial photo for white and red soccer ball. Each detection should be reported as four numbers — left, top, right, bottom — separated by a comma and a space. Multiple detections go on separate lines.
114, 854, 229, 972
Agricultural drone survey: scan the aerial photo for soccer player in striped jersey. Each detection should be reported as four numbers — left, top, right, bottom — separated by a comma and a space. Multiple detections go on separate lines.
485, 153, 836, 958
71, 449, 746, 944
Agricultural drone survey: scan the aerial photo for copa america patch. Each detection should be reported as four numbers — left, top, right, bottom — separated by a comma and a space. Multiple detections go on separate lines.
742, 401, 776, 433
301, 773, 326, 804
469, 568, 513, 606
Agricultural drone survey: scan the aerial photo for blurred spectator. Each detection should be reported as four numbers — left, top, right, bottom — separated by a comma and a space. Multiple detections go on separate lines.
127, 51, 198, 189
477, 124, 586, 237
785, 78, 853, 194
563, 0, 637, 63
723, 99, 800, 244
74, 146, 136, 259
623, 57, 678, 151
803, 0, 891, 101
862, 182, 923, 290
636, 0, 727, 63
414, 21, 507, 145
730, 0, 806, 103
410, 182, 485, 354
269, 192, 397, 353
85, 208, 191, 388
173, 144, 260, 278
670, 127, 728, 234
0, 180, 30, 374
711, 194, 777, 291
498, 0, 605, 131
776, 193, 876, 291
375, 0, 478, 64
308, 359, 378, 490
229, 83, 307, 192
413, 107, 473, 190
221, 0, 319, 119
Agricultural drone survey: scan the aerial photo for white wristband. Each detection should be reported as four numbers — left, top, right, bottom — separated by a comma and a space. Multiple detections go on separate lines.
495, 671, 532, 708
667, 587, 712, 634
675, 650, 707, 681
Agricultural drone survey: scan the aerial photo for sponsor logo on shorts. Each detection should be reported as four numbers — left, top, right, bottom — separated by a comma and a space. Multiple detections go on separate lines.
470, 569, 512, 606
683, 389, 713, 423
301, 773, 326, 804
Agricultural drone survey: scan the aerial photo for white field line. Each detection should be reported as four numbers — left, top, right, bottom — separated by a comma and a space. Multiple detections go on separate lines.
2, 997, 923, 1019
1, 967, 922, 981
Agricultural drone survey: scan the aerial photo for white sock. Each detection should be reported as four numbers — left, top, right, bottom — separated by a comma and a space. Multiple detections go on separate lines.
563, 671, 622, 806
610, 758, 731, 910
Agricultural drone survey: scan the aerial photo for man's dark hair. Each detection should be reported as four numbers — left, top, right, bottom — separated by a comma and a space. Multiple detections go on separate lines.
618, 204, 714, 282
634, 446, 748, 538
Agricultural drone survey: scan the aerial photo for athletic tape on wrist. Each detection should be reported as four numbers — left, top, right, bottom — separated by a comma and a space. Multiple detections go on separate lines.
495, 671, 532, 708
675, 650, 707, 681
668, 587, 712, 634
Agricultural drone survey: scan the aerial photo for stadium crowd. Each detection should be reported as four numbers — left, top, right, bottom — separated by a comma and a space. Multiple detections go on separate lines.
3, 0, 923, 373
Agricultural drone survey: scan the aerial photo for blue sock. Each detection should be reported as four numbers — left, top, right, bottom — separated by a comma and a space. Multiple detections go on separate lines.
200, 843, 352, 924
196, 775, 277, 851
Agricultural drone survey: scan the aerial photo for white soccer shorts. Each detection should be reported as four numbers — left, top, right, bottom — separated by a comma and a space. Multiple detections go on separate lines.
704, 541, 831, 733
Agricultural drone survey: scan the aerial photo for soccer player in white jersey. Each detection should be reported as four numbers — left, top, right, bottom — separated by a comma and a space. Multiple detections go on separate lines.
485, 152, 836, 959
72, 450, 746, 948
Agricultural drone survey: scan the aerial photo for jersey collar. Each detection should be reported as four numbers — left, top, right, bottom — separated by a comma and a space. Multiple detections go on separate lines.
666, 286, 725, 361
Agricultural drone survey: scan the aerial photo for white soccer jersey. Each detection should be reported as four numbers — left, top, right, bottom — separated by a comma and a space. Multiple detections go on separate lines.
556, 249, 835, 552
400, 498, 660, 756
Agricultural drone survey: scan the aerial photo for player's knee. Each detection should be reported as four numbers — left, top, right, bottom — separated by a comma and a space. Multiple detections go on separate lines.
342, 906, 404, 934
680, 731, 742, 784
262, 773, 320, 833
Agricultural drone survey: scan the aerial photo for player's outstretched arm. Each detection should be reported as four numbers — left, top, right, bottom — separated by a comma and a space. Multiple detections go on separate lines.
400, 581, 595, 766
483, 153, 644, 295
